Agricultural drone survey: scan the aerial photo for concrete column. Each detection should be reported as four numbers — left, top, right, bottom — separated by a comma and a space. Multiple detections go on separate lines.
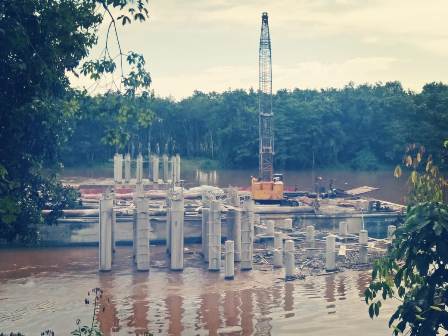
169, 156, 175, 183
99, 193, 114, 271
151, 155, 159, 182
170, 191, 184, 271
162, 154, 169, 183
359, 229, 368, 245
306, 225, 315, 248
135, 182, 144, 194
124, 153, 131, 183
112, 202, 116, 252
325, 235, 336, 271
284, 218, 293, 230
166, 199, 171, 254
136, 153, 143, 184
226, 208, 241, 262
224, 240, 234, 280
387, 225, 396, 241
273, 233, 283, 268
266, 220, 275, 237
254, 214, 261, 227
284, 239, 295, 279
175, 154, 181, 183
133, 202, 137, 259
228, 188, 239, 207
135, 195, 149, 271
240, 200, 254, 271
339, 221, 348, 237
360, 245, 368, 264
359, 229, 369, 264
208, 200, 221, 271
113, 153, 123, 184
201, 207, 210, 262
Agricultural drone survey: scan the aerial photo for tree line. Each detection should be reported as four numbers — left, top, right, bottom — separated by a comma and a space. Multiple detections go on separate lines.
63, 81, 448, 171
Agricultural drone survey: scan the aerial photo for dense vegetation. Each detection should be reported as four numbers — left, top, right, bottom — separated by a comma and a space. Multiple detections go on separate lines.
0, 0, 150, 243
63, 82, 448, 171
366, 144, 448, 335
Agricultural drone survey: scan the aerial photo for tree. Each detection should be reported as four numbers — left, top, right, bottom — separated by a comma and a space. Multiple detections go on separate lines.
365, 143, 448, 335
0, 0, 150, 242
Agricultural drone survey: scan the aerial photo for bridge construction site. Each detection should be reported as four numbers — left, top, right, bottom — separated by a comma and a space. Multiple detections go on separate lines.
47, 13, 405, 281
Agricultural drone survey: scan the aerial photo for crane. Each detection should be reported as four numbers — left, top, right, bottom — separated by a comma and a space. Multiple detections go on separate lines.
251, 12, 287, 204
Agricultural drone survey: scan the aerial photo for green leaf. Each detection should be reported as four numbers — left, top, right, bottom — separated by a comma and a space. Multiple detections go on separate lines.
415, 314, 425, 321
369, 303, 374, 319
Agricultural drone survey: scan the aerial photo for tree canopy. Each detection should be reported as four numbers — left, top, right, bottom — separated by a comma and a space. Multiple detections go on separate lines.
63, 82, 448, 171
0, 0, 150, 242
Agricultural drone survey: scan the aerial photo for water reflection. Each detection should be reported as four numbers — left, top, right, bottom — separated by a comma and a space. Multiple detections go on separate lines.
165, 294, 183, 335
130, 273, 149, 335
240, 289, 254, 335
0, 247, 394, 335
283, 282, 294, 318
324, 274, 336, 303
337, 274, 347, 300
97, 274, 119, 335
223, 289, 241, 330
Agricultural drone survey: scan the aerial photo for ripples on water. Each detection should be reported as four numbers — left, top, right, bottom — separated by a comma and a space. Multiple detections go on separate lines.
0, 247, 395, 335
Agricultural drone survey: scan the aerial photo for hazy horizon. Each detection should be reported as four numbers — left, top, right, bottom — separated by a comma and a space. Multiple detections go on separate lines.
70, 0, 448, 99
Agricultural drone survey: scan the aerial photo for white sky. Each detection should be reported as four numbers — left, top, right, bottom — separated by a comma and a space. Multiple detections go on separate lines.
70, 0, 448, 99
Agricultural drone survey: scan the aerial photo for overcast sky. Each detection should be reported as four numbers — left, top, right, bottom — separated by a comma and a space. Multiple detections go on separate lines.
71, 0, 448, 99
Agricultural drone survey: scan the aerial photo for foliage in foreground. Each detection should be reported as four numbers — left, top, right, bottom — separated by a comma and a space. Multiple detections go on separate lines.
0, 0, 150, 242
365, 144, 448, 335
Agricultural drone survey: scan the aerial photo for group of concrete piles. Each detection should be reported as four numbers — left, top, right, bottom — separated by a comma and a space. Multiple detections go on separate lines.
100, 176, 399, 277
99, 190, 150, 272
113, 152, 181, 184
200, 190, 252, 280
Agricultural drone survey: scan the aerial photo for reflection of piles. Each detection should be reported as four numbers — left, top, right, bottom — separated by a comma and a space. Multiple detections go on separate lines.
165, 295, 184, 335
130, 274, 149, 335
97, 279, 119, 335
199, 293, 220, 335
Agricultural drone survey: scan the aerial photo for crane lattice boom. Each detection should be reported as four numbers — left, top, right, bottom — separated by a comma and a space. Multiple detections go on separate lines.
259, 12, 273, 181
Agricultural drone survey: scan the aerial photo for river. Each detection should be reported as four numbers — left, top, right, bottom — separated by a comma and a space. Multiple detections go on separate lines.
0, 246, 396, 335
0, 167, 404, 334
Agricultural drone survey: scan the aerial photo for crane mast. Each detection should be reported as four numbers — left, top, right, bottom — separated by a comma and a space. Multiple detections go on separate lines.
258, 12, 273, 182
251, 12, 286, 204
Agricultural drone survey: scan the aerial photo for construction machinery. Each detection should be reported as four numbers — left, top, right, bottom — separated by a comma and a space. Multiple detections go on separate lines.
251, 12, 295, 205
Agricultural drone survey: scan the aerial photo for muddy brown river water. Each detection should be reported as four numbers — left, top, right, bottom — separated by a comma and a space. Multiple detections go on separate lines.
0, 246, 396, 335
